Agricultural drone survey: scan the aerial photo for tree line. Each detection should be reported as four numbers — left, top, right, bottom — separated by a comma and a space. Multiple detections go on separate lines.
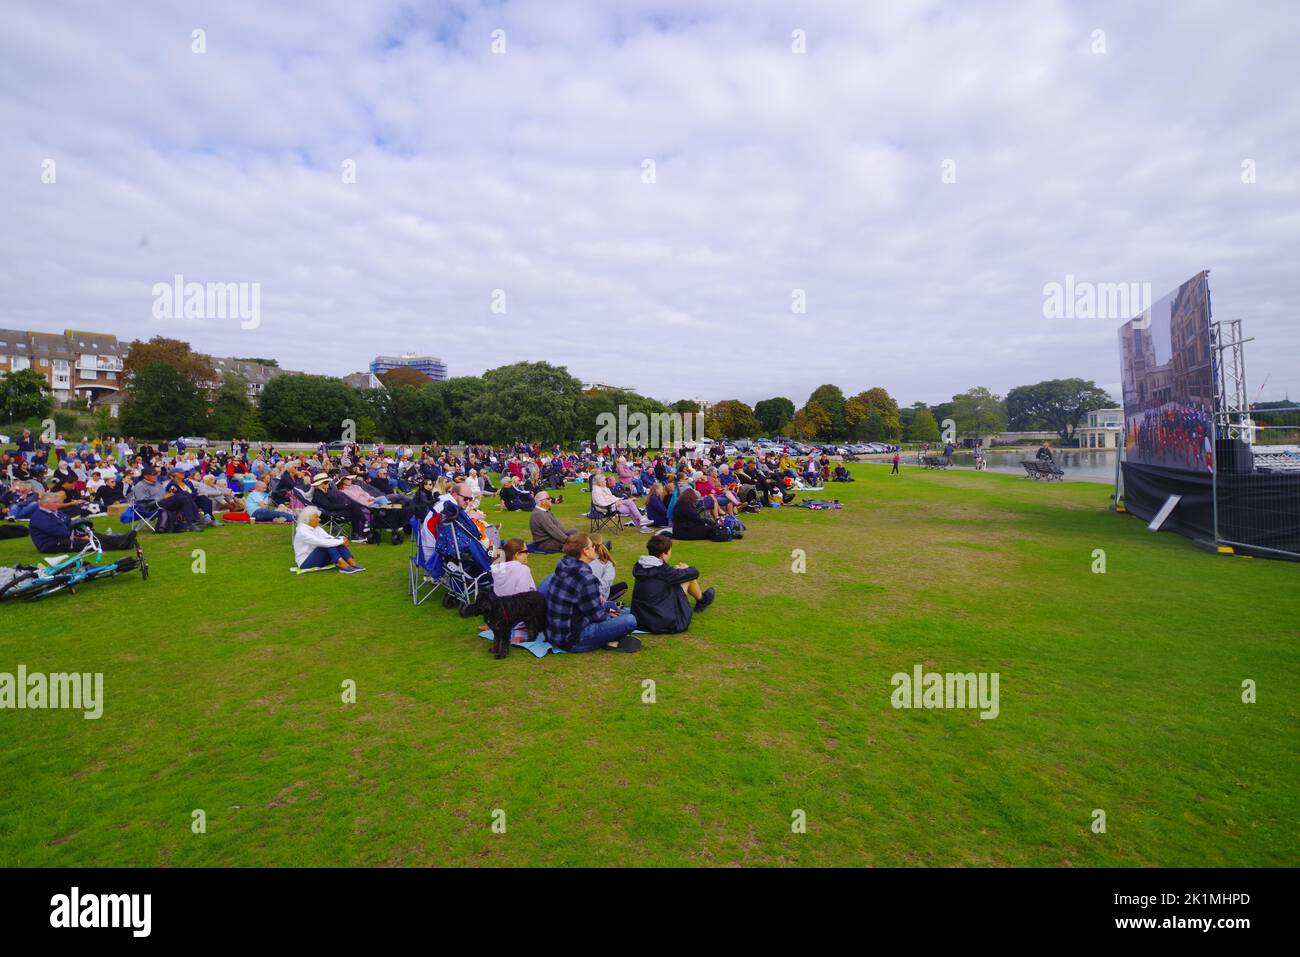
2, 335, 1115, 446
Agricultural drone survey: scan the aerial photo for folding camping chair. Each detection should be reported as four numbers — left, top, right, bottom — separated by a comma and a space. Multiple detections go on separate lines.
408, 512, 442, 606
125, 483, 165, 533
587, 502, 624, 535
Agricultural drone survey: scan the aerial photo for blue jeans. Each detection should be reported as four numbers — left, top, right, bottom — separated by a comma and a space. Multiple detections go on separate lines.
300, 545, 354, 569
570, 606, 638, 652
11, 500, 40, 520
537, 575, 637, 651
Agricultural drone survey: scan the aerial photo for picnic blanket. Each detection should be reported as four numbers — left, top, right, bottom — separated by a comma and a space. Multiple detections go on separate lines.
797, 499, 843, 510
476, 625, 650, 658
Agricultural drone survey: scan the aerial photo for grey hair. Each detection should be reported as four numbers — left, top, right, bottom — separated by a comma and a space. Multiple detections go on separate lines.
297, 506, 321, 525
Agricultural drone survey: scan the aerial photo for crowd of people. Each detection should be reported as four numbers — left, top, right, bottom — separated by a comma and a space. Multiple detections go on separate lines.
3, 433, 839, 655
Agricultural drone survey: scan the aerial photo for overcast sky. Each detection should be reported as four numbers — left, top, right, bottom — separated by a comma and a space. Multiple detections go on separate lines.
2, 0, 1297, 409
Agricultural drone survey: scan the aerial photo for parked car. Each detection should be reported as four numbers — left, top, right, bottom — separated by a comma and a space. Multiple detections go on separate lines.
179, 436, 209, 447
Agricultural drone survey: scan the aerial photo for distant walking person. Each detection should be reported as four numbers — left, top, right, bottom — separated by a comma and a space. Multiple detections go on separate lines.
891, 451, 900, 475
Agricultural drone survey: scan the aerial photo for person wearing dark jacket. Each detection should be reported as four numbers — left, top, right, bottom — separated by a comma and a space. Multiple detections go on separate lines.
644, 484, 671, 527
670, 487, 741, 540
29, 493, 137, 553
631, 534, 715, 634
308, 472, 368, 537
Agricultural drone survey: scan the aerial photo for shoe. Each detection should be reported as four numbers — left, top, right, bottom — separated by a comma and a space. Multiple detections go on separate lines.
694, 587, 716, 613
352, 565, 367, 572
609, 635, 641, 653
339, 566, 359, 574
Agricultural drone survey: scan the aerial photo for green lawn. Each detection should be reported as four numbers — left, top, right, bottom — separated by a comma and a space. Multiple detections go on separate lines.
1, 464, 1296, 867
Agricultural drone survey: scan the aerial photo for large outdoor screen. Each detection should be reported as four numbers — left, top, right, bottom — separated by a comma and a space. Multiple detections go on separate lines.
1118, 270, 1215, 472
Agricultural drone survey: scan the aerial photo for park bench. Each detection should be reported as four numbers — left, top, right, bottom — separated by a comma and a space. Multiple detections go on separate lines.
922, 456, 950, 470
1022, 459, 1065, 481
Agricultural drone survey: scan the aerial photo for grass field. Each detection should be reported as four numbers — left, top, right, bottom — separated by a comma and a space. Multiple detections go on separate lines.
1, 463, 1296, 867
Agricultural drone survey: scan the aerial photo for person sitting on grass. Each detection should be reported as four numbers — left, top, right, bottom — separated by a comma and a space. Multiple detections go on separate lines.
491, 537, 537, 596
293, 506, 365, 574
587, 533, 627, 602
832, 463, 854, 482
644, 482, 671, 527
28, 492, 138, 554
245, 481, 292, 523
529, 490, 575, 553
499, 475, 537, 511
537, 533, 640, 653
671, 487, 742, 541
591, 473, 649, 530
631, 533, 715, 633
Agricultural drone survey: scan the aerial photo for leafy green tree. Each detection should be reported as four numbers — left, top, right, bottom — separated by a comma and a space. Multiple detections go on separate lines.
804, 384, 847, 437
92, 405, 114, 438
0, 367, 53, 424
428, 377, 487, 435
862, 411, 887, 442
791, 400, 831, 439
851, 387, 902, 440
1005, 379, 1113, 444
950, 386, 1008, 438
207, 372, 252, 438
120, 362, 205, 438
754, 397, 795, 435
463, 362, 584, 444
258, 374, 360, 441
909, 408, 941, 442
707, 400, 761, 438
237, 409, 266, 440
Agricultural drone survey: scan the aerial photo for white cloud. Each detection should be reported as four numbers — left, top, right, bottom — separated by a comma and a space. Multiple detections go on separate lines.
1, 0, 1297, 407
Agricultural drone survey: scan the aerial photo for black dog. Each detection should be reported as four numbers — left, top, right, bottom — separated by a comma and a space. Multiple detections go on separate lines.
484, 591, 548, 659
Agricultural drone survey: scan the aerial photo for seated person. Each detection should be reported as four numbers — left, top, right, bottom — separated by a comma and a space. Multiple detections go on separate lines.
132, 467, 202, 531
169, 469, 216, 525
631, 533, 716, 633
28, 493, 137, 553
308, 472, 369, 537
528, 491, 574, 553
490, 537, 537, 597
245, 481, 292, 522
537, 533, 640, 653
832, 464, 854, 482
587, 533, 627, 602
591, 474, 648, 529
4, 481, 42, 520
671, 488, 741, 541
499, 475, 536, 511
644, 482, 671, 527
292, 507, 365, 573
198, 473, 240, 515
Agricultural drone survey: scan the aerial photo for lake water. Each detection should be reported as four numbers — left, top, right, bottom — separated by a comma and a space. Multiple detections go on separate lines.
881, 449, 1117, 483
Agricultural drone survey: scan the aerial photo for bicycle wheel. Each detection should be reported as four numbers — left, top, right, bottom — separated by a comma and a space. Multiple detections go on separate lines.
0, 571, 74, 602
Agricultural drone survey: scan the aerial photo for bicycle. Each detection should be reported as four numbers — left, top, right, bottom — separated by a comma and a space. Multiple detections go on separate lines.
0, 518, 149, 602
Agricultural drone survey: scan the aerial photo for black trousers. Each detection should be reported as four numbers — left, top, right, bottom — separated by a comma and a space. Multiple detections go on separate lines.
160, 493, 200, 523
43, 530, 137, 553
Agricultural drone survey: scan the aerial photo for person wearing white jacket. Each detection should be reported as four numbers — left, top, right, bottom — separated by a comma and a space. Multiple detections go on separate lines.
293, 507, 365, 573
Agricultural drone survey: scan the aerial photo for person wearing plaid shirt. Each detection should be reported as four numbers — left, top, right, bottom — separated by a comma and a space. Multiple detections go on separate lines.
539, 533, 640, 653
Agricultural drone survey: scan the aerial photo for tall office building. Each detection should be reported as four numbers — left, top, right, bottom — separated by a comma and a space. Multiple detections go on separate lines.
370, 353, 448, 381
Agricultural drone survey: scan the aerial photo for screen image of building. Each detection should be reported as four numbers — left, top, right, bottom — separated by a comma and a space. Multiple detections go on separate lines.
370, 353, 447, 381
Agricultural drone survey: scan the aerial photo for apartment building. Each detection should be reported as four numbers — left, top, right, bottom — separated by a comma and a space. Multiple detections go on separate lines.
0, 328, 124, 403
